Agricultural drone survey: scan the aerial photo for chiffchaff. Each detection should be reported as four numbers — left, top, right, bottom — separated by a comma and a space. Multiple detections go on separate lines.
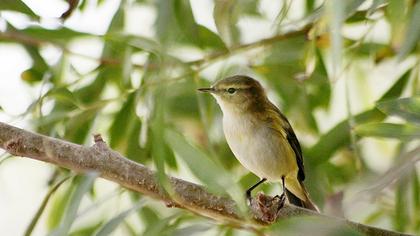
198, 75, 318, 212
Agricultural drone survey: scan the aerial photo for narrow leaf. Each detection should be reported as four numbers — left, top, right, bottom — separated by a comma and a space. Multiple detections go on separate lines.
377, 97, 420, 124
0, 0, 38, 18
49, 173, 98, 236
165, 129, 227, 194
394, 179, 409, 232
354, 123, 420, 140
398, 1, 420, 59
24, 177, 71, 236
94, 200, 145, 236
213, 0, 239, 47
307, 67, 411, 166
142, 213, 180, 236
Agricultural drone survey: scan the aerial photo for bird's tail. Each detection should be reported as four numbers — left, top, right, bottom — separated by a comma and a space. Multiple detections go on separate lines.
285, 178, 319, 212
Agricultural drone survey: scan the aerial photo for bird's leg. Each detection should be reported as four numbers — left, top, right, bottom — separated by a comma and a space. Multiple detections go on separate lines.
273, 176, 286, 209
246, 178, 267, 205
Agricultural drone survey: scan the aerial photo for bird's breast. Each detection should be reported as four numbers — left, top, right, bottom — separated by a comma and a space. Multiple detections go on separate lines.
222, 112, 297, 181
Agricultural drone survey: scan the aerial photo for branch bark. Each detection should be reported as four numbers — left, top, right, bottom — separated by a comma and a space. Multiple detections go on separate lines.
0, 122, 411, 236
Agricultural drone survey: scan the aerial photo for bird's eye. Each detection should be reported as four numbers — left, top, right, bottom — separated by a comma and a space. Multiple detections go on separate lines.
227, 88, 236, 94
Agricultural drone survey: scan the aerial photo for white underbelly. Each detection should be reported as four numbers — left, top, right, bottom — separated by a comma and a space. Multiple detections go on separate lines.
223, 114, 297, 181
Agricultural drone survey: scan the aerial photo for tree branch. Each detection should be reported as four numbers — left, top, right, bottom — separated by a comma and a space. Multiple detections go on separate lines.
0, 122, 411, 236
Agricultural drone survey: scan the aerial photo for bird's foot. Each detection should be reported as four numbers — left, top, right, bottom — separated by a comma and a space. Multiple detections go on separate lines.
273, 193, 286, 211
250, 192, 284, 223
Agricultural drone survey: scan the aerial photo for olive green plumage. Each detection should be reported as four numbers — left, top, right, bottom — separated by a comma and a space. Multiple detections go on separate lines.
199, 75, 318, 212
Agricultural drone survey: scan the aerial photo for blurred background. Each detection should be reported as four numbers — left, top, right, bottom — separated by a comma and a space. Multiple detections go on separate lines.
0, 0, 419, 235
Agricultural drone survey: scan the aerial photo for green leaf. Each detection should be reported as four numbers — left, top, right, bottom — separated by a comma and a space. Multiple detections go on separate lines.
268, 215, 364, 236
398, 1, 420, 59
150, 86, 171, 190
196, 24, 227, 50
69, 222, 103, 236
213, 0, 239, 47
138, 206, 160, 226
386, 0, 409, 47
307, 48, 331, 109
47, 180, 75, 230
368, 0, 386, 16
328, 0, 345, 77
172, 224, 212, 236
49, 173, 98, 236
307, 68, 411, 166
261, 36, 322, 132
20, 46, 49, 84
0, 0, 38, 18
114, 34, 161, 53
109, 93, 138, 151
142, 213, 180, 236
174, 0, 226, 49
412, 170, 420, 221
64, 108, 100, 144
164, 129, 229, 194
354, 123, 420, 140
377, 97, 420, 124
93, 200, 145, 236
307, 109, 386, 166
379, 69, 412, 101
17, 27, 91, 44
25, 177, 71, 236
394, 178, 409, 232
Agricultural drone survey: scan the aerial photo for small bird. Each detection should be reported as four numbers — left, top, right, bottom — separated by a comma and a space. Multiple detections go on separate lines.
198, 75, 319, 212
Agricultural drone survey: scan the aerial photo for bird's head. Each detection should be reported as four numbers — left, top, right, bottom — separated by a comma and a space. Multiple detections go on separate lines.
198, 75, 267, 114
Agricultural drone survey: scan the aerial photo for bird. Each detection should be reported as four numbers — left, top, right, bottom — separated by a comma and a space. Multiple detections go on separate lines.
198, 75, 319, 212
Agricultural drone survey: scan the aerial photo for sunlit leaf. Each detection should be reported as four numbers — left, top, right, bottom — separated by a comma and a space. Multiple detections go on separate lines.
93, 200, 145, 236
394, 178, 409, 232
49, 173, 98, 236
25, 177, 71, 236
138, 206, 160, 227
165, 129, 228, 194
412, 170, 420, 218
116, 34, 161, 53
47, 180, 74, 230
172, 224, 212, 236
150, 85, 171, 190
268, 215, 364, 236
213, 0, 239, 47
20, 45, 49, 84
307, 68, 411, 166
328, 0, 344, 77
386, 0, 409, 48
0, 0, 38, 18
354, 123, 420, 140
110, 93, 138, 151
377, 97, 420, 124
360, 146, 420, 196
368, 0, 386, 16
307, 48, 330, 109
398, 1, 420, 59
69, 222, 103, 236
17, 27, 91, 44
142, 213, 180, 236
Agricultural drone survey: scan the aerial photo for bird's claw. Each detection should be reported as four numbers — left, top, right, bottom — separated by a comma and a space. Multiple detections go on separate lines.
273, 193, 286, 211
249, 192, 285, 223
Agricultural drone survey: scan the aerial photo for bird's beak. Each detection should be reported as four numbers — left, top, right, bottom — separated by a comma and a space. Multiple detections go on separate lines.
197, 87, 215, 93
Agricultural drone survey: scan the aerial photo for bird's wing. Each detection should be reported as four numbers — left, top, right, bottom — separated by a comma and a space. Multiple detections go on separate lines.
265, 102, 305, 181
